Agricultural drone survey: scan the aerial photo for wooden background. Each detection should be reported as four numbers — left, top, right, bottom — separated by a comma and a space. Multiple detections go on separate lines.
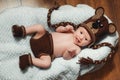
0, 0, 119, 80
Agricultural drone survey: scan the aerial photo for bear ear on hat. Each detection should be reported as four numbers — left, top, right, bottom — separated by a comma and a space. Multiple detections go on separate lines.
95, 7, 104, 17
92, 7, 105, 19
108, 23, 117, 34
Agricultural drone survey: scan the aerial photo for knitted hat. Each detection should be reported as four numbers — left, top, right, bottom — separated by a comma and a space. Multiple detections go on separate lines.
47, 6, 116, 47
79, 7, 116, 47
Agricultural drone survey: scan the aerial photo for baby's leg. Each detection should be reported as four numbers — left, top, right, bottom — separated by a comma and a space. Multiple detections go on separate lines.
19, 53, 51, 70
25, 24, 46, 39
32, 54, 51, 68
12, 24, 45, 38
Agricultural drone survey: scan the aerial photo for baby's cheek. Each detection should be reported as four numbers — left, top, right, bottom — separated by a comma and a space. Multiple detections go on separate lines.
81, 41, 90, 46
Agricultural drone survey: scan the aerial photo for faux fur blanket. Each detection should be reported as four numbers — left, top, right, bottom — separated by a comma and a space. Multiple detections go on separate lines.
0, 4, 119, 80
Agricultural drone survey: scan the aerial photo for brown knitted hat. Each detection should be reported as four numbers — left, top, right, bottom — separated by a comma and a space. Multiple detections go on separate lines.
79, 7, 116, 47
47, 6, 116, 47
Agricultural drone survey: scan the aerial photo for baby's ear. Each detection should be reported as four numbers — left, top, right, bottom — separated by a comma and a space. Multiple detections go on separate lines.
108, 23, 117, 34
92, 7, 104, 19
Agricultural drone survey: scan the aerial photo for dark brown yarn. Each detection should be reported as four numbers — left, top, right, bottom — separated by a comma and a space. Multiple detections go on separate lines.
78, 42, 116, 65
47, 6, 78, 31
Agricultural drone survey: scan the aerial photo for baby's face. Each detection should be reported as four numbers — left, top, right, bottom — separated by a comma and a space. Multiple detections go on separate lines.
73, 27, 91, 47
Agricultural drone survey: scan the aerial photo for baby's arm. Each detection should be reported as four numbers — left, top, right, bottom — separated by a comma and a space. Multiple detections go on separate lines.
63, 46, 81, 60
56, 25, 74, 33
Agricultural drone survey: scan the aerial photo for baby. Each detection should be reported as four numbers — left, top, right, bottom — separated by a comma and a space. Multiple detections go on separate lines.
12, 24, 92, 70
12, 7, 116, 71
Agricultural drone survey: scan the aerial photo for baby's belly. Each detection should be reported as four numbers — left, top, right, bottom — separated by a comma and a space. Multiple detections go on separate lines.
51, 32, 73, 57
53, 43, 67, 57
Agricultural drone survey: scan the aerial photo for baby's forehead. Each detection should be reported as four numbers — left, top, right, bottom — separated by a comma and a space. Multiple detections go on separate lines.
77, 27, 91, 40
77, 27, 87, 32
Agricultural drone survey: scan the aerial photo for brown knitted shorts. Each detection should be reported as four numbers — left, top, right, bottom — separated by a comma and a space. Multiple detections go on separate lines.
30, 31, 54, 59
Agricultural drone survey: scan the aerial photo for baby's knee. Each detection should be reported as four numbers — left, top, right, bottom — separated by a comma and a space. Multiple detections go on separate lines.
35, 24, 46, 33
43, 61, 51, 69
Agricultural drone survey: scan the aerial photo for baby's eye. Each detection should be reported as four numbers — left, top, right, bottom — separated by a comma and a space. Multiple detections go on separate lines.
80, 31, 83, 34
85, 38, 88, 41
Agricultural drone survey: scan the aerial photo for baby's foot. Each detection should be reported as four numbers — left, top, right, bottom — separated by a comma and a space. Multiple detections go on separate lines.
12, 25, 26, 37
19, 53, 32, 70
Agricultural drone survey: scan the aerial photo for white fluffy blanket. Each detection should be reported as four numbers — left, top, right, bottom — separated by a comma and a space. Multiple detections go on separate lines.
0, 4, 119, 80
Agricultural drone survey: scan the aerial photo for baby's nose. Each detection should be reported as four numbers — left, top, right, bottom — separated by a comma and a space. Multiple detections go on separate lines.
80, 35, 84, 40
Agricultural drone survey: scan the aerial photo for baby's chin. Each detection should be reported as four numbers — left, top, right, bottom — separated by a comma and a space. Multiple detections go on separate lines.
74, 41, 81, 46
63, 53, 73, 60
73, 38, 81, 46
63, 56, 72, 60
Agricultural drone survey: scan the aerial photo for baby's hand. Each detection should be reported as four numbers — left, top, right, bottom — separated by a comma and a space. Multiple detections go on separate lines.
67, 48, 77, 57
65, 25, 74, 33
56, 26, 66, 32
63, 47, 80, 60
56, 25, 74, 33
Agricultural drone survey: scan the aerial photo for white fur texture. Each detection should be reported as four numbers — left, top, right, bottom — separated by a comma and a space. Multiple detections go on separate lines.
0, 4, 119, 80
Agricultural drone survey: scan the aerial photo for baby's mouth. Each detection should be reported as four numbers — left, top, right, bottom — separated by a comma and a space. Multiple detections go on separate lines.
75, 37, 81, 43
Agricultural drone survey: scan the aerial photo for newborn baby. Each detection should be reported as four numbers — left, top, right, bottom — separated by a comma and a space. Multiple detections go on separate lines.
12, 7, 116, 71
12, 24, 92, 70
